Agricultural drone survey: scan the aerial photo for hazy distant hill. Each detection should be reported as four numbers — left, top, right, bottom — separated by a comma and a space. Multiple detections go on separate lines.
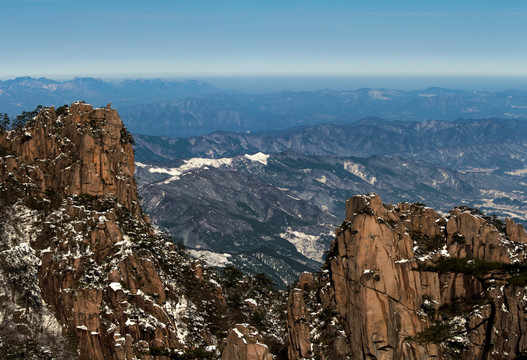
121, 88, 527, 136
3, 77, 527, 137
0, 76, 218, 115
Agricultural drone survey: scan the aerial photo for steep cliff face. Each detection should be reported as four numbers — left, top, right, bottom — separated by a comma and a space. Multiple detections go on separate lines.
0, 103, 288, 359
0, 103, 188, 358
288, 194, 527, 359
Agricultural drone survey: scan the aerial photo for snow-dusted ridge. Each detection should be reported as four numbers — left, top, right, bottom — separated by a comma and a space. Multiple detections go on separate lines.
343, 161, 377, 185
244, 152, 269, 165
137, 152, 269, 184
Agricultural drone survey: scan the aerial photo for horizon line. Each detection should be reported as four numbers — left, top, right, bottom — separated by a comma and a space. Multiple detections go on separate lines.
2, 74, 527, 93
3, 73, 527, 81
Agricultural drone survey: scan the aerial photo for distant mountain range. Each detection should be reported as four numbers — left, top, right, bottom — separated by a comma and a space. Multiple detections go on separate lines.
134, 117, 527, 174
2, 77, 527, 137
3, 77, 527, 285
0, 76, 218, 116
134, 117, 527, 285
118, 87, 527, 136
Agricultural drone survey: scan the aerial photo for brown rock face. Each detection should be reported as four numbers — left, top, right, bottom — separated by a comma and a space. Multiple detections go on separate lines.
0, 102, 140, 216
0, 104, 216, 359
287, 288, 311, 359
288, 194, 527, 359
222, 324, 273, 360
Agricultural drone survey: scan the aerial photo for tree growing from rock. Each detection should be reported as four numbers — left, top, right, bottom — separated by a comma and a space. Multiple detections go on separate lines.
415, 257, 527, 360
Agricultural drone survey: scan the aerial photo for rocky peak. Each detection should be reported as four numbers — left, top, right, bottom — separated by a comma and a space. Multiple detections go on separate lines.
344, 192, 386, 221
0, 104, 185, 359
288, 194, 527, 359
0, 102, 140, 216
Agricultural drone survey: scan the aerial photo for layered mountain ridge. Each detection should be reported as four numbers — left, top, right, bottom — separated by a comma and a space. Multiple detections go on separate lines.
134, 117, 527, 169
135, 117, 527, 223
120, 89, 527, 137
135, 154, 337, 286
3, 76, 527, 138
133, 117, 527, 288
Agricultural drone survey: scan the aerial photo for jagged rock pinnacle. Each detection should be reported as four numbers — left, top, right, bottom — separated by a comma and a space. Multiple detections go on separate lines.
288, 193, 527, 359
0, 102, 140, 216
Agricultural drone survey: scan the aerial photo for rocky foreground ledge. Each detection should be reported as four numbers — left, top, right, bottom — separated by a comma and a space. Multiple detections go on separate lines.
287, 193, 527, 359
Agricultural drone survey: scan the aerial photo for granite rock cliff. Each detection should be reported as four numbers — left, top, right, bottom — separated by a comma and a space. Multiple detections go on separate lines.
0, 103, 188, 358
287, 194, 527, 359
0, 104, 285, 359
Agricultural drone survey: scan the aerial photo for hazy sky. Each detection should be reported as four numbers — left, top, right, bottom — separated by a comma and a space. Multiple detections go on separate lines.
2, 0, 527, 81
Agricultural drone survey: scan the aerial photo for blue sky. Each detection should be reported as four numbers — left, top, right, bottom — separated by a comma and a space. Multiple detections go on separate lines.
1, 0, 527, 83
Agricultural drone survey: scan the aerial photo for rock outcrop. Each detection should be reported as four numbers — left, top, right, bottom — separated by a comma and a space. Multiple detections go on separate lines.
0, 103, 183, 358
222, 324, 273, 360
0, 102, 140, 215
0, 104, 236, 359
288, 194, 527, 359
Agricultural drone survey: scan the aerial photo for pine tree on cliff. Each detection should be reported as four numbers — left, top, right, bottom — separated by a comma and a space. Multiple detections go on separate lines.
12, 105, 42, 129
0, 113, 9, 130
416, 257, 527, 360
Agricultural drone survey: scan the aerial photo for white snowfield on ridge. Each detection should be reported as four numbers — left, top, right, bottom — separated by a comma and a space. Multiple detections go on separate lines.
136, 152, 270, 184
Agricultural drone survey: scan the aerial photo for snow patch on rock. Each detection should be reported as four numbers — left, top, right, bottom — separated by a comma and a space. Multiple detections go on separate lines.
244, 152, 269, 165
147, 157, 234, 183
506, 167, 527, 176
